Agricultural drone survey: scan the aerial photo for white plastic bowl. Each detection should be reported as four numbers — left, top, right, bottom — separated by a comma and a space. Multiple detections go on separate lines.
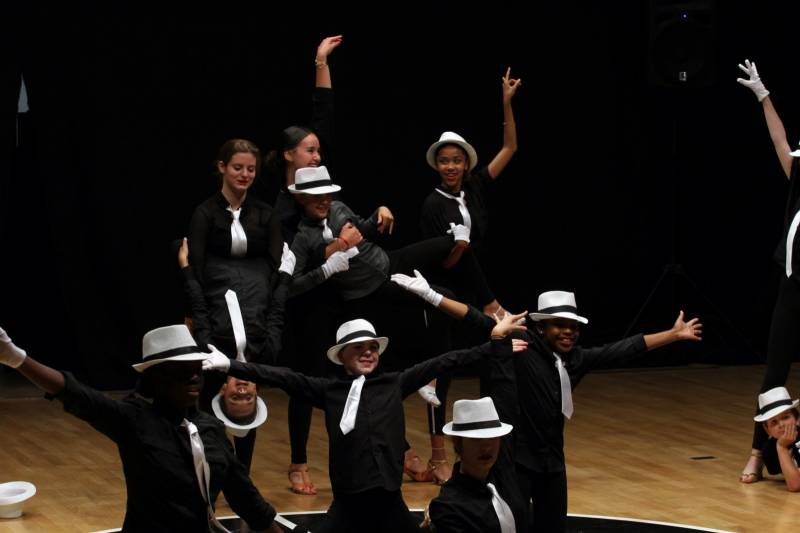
0, 481, 36, 518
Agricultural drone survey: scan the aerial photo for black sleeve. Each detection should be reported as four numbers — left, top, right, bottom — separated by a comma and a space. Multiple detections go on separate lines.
289, 231, 328, 297
229, 360, 327, 408
56, 372, 129, 443
575, 334, 648, 374
187, 204, 212, 285
399, 344, 490, 397
181, 266, 212, 350
312, 87, 335, 170
254, 272, 291, 364
220, 433, 277, 529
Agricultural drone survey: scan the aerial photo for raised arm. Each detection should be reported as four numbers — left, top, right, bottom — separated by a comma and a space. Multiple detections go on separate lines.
486, 67, 521, 179
643, 310, 703, 351
737, 59, 793, 178
178, 238, 213, 349
315, 35, 342, 89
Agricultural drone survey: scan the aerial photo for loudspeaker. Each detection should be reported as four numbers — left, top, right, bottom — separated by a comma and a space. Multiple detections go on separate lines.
647, 0, 716, 88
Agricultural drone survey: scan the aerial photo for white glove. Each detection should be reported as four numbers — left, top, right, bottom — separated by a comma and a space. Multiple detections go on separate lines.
279, 242, 296, 275
447, 222, 470, 244
737, 59, 770, 102
321, 247, 359, 279
0, 327, 27, 368
417, 384, 442, 407
202, 344, 231, 372
390, 269, 443, 307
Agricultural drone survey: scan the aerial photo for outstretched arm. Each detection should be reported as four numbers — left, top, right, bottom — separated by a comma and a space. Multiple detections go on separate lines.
315, 35, 342, 89
1, 328, 64, 394
643, 311, 702, 351
737, 59, 793, 178
487, 67, 521, 179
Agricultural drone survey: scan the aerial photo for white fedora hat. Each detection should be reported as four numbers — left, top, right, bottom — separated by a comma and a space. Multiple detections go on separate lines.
288, 166, 342, 195
443, 397, 512, 438
529, 291, 589, 324
132, 325, 209, 373
326, 319, 388, 365
426, 131, 478, 171
0, 481, 36, 518
754, 386, 800, 422
211, 393, 268, 438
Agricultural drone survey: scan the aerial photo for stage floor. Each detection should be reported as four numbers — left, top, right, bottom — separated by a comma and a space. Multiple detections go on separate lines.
0, 363, 797, 532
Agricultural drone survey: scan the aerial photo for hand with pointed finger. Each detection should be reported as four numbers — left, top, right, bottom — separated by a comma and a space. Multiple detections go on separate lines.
376, 206, 395, 234
279, 242, 297, 275
447, 222, 470, 244
0, 327, 27, 368
203, 344, 231, 373
737, 59, 770, 102
502, 66, 522, 104
491, 311, 529, 339
390, 269, 443, 306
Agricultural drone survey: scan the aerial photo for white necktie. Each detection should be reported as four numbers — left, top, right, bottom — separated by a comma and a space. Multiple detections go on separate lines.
553, 353, 574, 419
321, 218, 334, 243
786, 210, 800, 278
434, 188, 472, 230
181, 419, 230, 533
340, 375, 365, 435
228, 207, 247, 258
486, 482, 516, 533
223, 290, 247, 362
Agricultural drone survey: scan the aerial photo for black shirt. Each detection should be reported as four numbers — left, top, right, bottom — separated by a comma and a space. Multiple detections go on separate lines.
429, 339, 528, 533
55, 373, 276, 532
228, 343, 492, 495
774, 158, 800, 282
420, 166, 492, 253
512, 330, 647, 472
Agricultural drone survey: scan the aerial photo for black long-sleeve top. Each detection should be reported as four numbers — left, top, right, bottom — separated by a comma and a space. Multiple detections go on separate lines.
185, 192, 284, 360
54, 373, 276, 532
228, 343, 492, 495
512, 330, 647, 472
420, 167, 493, 253
773, 158, 800, 282
429, 338, 528, 532
290, 200, 387, 300
182, 267, 290, 364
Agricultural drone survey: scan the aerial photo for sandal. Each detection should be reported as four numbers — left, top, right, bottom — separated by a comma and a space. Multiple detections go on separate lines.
288, 464, 317, 495
404, 450, 434, 482
739, 450, 763, 484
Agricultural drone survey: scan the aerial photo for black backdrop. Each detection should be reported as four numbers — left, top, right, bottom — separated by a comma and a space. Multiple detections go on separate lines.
2, 2, 798, 388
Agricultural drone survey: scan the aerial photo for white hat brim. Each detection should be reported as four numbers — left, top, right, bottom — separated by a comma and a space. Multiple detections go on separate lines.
754, 399, 799, 422
132, 352, 210, 373
287, 183, 342, 195
529, 311, 589, 325
426, 139, 478, 171
326, 336, 389, 365
442, 421, 513, 439
212, 393, 268, 437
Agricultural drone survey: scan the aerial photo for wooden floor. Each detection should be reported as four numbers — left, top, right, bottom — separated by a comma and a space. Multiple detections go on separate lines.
0, 364, 798, 533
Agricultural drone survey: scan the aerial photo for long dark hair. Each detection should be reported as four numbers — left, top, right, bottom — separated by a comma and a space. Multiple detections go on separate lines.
264, 126, 315, 180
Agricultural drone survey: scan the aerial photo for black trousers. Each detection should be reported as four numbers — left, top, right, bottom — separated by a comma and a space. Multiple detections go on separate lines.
313, 488, 421, 533
516, 465, 567, 533
753, 275, 800, 449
